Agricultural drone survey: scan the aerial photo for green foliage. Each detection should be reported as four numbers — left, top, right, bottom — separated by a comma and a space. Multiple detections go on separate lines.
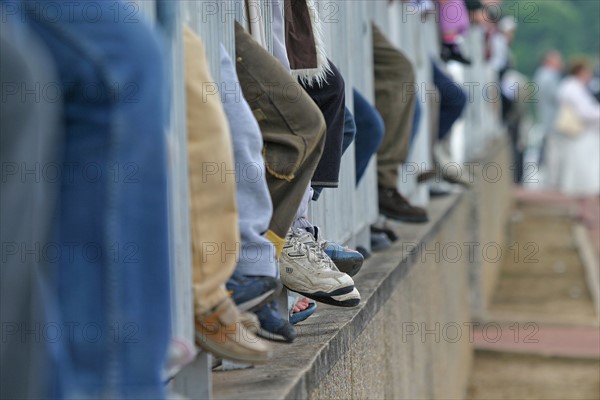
500, 0, 600, 76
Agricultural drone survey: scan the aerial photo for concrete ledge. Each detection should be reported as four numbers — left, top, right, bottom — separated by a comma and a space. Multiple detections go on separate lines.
467, 137, 513, 321
213, 192, 474, 400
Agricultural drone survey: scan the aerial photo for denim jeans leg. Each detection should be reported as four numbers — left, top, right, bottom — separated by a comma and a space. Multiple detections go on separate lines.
353, 89, 385, 185
432, 61, 467, 141
410, 96, 422, 146
25, 1, 171, 397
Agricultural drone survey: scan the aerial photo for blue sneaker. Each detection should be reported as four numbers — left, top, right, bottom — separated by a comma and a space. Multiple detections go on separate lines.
226, 272, 281, 312
322, 242, 364, 277
305, 226, 364, 277
255, 301, 297, 343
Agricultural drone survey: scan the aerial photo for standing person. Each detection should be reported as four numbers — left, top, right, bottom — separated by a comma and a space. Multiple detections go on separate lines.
490, 17, 524, 182
534, 50, 563, 168
551, 59, 600, 223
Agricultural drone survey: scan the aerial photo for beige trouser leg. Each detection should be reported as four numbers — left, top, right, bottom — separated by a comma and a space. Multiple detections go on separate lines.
184, 26, 239, 314
372, 24, 417, 189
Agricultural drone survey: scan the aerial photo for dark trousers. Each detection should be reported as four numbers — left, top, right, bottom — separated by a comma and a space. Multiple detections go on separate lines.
301, 60, 346, 189
312, 105, 356, 201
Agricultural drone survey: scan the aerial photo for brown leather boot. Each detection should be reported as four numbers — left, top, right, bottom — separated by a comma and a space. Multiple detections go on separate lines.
378, 187, 429, 223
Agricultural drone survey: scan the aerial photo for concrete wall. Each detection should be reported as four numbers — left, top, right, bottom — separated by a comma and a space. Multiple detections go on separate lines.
308, 195, 474, 400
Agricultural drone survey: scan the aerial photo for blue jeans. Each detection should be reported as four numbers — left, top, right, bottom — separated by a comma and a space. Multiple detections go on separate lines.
353, 89, 385, 184
432, 61, 467, 140
25, 1, 171, 397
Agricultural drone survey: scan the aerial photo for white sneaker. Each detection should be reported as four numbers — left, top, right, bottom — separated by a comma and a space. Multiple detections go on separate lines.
280, 228, 359, 307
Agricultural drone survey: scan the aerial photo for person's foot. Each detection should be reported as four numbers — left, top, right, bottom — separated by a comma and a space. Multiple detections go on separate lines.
378, 187, 429, 223
371, 231, 392, 252
417, 169, 438, 184
321, 241, 364, 277
439, 166, 472, 187
289, 297, 317, 325
254, 300, 297, 343
279, 228, 360, 307
195, 297, 271, 364
296, 230, 362, 307
418, 167, 471, 188
291, 296, 311, 313
441, 43, 472, 65
239, 311, 260, 334
305, 226, 364, 277
290, 301, 317, 325
371, 225, 398, 242
356, 246, 371, 260
428, 180, 463, 197
226, 271, 281, 312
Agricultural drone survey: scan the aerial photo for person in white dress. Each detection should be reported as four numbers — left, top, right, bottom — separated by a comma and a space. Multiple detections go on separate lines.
534, 50, 563, 166
546, 58, 600, 223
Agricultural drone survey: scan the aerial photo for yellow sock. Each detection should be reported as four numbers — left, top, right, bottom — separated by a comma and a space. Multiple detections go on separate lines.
265, 229, 285, 259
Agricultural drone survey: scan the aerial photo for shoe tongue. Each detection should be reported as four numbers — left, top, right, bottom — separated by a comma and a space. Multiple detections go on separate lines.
298, 230, 316, 245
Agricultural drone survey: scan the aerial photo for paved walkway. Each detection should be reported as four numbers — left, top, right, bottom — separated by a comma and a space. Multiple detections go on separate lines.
513, 187, 600, 259
469, 188, 600, 399
473, 325, 600, 359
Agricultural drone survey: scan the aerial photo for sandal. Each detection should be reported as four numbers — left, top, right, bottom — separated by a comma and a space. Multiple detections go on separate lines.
290, 301, 317, 325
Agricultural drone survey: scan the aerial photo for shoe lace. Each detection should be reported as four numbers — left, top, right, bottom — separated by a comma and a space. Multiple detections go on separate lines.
304, 239, 335, 271
288, 228, 332, 270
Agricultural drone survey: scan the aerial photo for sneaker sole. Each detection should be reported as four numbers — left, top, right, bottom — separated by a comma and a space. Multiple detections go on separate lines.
282, 283, 354, 298
311, 295, 360, 307
256, 327, 296, 343
291, 286, 360, 308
